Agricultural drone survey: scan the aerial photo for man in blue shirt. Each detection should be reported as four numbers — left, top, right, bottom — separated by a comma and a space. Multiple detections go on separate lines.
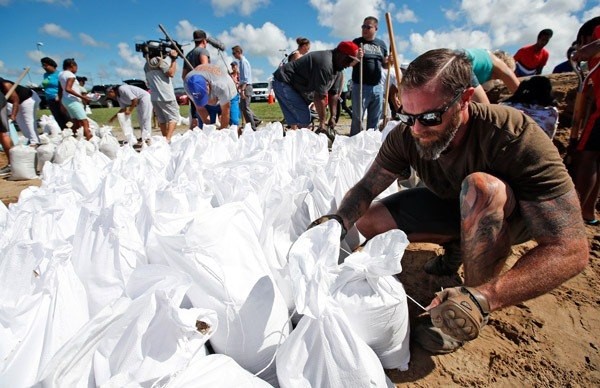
232, 45, 261, 130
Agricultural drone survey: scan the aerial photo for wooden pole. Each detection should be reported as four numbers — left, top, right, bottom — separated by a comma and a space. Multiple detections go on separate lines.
4, 67, 30, 100
385, 13, 402, 101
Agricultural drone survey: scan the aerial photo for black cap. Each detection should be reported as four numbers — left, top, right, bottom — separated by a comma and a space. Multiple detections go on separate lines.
193, 30, 207, 42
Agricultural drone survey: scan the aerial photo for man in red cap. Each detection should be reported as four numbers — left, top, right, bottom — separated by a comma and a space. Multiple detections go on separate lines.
272, 41, 359, 133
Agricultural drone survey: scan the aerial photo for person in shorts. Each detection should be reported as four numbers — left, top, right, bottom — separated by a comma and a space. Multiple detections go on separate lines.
59, 58, 91, 139
309, 48, 588, 355
144, 49, 179, 141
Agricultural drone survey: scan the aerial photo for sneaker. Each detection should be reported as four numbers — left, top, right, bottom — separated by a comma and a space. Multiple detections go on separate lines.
0, 164, 11, 177
423, 240, 462, 276
413, 319, 464, 354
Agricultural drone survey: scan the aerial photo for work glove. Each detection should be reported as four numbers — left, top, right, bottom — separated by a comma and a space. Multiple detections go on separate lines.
429, 286, 490, 342
307, 214, 347, 240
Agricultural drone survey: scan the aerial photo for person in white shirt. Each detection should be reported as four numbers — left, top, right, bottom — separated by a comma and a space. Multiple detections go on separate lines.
107, 84, 153, 141
59, 58, 91, 139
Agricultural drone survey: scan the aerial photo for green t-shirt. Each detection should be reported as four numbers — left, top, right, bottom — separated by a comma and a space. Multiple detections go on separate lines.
376, 102, 573, 201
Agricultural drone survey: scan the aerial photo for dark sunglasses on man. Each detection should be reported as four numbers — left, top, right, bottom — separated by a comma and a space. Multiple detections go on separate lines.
398, 89, 465, 127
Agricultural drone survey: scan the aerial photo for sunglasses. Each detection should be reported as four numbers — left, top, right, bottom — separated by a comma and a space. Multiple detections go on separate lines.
398, 90, 464, 127
361, 25, 375, 29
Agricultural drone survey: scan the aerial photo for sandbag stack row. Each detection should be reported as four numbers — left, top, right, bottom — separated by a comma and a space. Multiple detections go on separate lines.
0, 123, 409, 387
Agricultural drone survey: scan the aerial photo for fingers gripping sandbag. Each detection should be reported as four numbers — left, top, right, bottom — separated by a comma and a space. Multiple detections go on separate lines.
430, 286, 490, 341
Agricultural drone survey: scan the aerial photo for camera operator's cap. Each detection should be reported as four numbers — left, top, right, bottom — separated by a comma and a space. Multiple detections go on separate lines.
193, 30, 207, 42
336, 41, 360, 62
185, 74, 209, 107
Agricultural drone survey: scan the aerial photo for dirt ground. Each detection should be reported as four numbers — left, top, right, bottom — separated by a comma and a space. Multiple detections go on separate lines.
1, 74, 598, 386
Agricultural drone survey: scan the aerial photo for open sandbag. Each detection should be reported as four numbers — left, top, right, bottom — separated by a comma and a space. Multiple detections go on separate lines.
146, 201, 290, 386
277, 220, 392, 387
332, 230, 411, 370
37, 265, 217, 387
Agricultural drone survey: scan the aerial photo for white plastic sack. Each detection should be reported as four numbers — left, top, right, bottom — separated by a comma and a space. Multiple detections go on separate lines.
36, 134, 56, 172
117, 112, 136, 144
53, 130, 78, 164
39, 114, 61, 134
98, 132, 120, 160
8, 144, 37, 180
277, 221, 392, 387
332, 230, 411, 370
146, 201, 290, 386
159, 354, 272, 388
37, 265, 217, 387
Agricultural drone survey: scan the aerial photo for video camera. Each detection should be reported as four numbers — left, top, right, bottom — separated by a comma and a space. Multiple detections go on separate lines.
135, 39, 183, 58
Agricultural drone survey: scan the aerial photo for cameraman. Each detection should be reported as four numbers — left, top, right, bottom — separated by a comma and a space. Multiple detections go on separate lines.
143, 47, 179, 141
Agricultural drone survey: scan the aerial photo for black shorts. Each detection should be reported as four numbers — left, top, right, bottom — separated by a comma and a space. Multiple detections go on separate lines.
380, 187, 530, 244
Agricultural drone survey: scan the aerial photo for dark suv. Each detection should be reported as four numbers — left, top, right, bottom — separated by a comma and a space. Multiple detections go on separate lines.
89, 84, 119, 108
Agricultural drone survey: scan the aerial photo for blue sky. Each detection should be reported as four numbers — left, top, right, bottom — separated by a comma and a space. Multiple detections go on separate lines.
0, 0, 598, 88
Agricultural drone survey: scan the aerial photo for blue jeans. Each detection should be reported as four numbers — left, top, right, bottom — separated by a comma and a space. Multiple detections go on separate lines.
272, 79, 311, 128
201, 94, 241, 128
350, 83, 383, 136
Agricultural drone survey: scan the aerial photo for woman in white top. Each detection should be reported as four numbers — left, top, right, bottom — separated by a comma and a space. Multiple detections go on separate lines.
59, 58, 91, 139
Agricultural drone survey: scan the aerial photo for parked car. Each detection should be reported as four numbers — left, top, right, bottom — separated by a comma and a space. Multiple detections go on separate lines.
174, 87, 189, 105
251, 82, 269, 102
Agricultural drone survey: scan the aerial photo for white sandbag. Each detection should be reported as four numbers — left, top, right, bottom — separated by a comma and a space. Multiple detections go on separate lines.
8, 144, 37, 180
98, 132, 120, 160
117, 112, 136, 144
277, 220, 392, 387
332, 230, 411, 370
159, 354, 272, 388
53, 130, 78, 164
71, 171, 147, 316
39, 114, 61, 134
0, 242, 90, 387
37, 265, 217, 387
36, 134, 56, 173
146, 201, 290, 386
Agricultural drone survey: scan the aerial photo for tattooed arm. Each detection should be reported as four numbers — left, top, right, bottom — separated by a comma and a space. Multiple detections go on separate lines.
336, 160, 399, 231
478, 188, 589, 311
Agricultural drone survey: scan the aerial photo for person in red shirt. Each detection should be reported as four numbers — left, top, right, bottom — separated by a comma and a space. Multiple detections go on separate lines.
571, 17, 600, 225
514, 29, 553, 77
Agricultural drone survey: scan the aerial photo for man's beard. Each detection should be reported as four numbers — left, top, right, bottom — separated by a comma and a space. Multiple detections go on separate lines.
414, 110, 461, 160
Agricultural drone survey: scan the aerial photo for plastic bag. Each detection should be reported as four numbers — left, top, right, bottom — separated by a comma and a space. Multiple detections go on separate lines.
8, 144, 37, 180
277, 220, 392, 387
36, 134, 56, 173
332, 230, 411, 370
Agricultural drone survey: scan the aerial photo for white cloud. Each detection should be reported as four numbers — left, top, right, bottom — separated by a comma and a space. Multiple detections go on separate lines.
175, 20, 196, 43
219, 22, 290, 68
409, 29, 492, 55
39, 23, 71, 39
211, 0, 269, 17
115, 42, 146, 80
0, 0, 10, 6
394, 4, 418, 23
403, 0, 588, 73
583, 5, 600, 22
80, 33, 109, 48
309, 0, 386, 38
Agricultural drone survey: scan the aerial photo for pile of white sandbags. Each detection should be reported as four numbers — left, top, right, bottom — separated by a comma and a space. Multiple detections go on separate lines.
0, 124, 409, 387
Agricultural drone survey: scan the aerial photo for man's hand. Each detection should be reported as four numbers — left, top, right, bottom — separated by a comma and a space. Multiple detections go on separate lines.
427, 286, 490, 341
307, 214, 347, 240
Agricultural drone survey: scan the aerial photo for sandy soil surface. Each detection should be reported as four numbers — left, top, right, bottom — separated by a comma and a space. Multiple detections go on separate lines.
0, 74, 598, 386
